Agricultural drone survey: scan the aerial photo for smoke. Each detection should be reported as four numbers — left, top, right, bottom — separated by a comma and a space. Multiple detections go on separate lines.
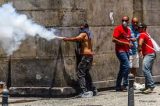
0, 3, 61, 56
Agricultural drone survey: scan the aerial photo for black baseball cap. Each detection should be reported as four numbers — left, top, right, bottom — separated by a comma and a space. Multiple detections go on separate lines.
138, 23, 147, 28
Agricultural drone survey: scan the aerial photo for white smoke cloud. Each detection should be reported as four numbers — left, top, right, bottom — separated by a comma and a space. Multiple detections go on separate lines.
0, 3, 61, 56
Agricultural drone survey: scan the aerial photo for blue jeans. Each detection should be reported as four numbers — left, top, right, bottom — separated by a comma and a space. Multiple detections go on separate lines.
116, 52, 130, 89
142, 53, 156, 88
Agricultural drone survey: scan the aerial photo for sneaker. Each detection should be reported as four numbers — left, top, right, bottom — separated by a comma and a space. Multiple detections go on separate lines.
92, 89, 98, 96
116, 87, 127, 92
115, 87, 123, 92
134, 83, 145, 90
80, 91, 93, 98
122, 86, 128, 90
142, 88, 154, 94
140, 87, 148, 91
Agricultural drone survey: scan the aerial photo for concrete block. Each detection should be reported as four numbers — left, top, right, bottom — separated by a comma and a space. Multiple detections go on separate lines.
93, 80, 115, 89
61, 41, 77, 57
11, 58, 60, 87
23, 10, 60, 27
143, 10, 160, 26
9, 87, 76, 97
74, 0, 88, 9
35, 38, 61, 57
21, 9, 86, 27
143, 0, 160, 11
0, 47, 7, 57
53, 56, 77, 87
12, 0, 61, 10
91, 27, 115, 53
61, 0, 74, 9
91, 53, 119, 82
59, 27, 79, 37
0, 0, 6, 5
9, 81, 117, 97
87, 0, 133, 26
59, 9, 86, 27
86, 0, 107, 26
10, 57, 76, 87
12, 37, 36, 58
0, 58, 9, 82
133, 0, 143, 11
35, 27, 79, 57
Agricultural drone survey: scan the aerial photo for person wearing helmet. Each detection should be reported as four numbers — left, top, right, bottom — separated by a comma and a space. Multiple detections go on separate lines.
112, 16, 133, 91
63, 22, 97, 98
138, 23, 156, 94
128, 17, 141, 89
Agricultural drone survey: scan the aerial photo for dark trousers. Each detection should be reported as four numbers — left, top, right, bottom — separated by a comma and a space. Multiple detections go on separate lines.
77, 55, 95, 93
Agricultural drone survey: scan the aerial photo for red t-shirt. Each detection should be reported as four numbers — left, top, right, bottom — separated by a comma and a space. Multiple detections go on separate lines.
139, 32, 155, 56
113, 25, 131, 52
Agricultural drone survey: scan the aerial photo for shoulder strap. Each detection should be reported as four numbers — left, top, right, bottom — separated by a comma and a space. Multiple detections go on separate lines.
141, 32, 151, 38
144, 42, 156, 51
141, 33, 156, 51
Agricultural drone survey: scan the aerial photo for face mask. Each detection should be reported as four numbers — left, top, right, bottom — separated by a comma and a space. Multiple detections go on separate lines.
122, 21, 128, 27
79, 28, 83, 32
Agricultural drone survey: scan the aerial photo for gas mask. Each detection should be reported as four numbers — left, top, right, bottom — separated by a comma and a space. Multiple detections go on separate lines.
122, 21, 128, 27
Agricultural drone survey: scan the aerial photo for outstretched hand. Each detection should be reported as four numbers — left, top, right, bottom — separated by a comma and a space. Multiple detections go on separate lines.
63, 37, 68, 41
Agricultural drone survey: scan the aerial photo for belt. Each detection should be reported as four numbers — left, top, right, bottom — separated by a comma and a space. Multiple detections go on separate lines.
81, 54, 93, 57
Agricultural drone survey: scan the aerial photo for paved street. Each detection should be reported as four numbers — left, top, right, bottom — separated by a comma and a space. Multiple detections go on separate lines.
2, 85, 160, 106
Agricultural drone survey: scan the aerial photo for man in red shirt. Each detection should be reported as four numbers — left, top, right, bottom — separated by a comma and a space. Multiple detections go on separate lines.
112, 16, 133, 91
138, 23, 156, 94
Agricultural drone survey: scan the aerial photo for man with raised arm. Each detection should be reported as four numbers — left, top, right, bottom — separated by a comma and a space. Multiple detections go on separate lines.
63, 23, 97, 98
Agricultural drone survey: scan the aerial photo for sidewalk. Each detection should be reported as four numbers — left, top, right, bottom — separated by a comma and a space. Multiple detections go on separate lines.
1, 85, 160, 106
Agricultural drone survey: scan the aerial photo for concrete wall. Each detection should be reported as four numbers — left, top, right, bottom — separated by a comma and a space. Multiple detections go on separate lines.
0, 0, 159, 96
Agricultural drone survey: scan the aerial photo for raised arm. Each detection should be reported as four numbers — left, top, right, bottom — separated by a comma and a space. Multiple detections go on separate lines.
63, 33, 86, 42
